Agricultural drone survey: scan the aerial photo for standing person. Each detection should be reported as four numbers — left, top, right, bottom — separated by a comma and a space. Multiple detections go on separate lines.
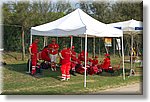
70, 46, 77, 76
29, 39, 39, 75
59, 45, 71, 81
48, 38, 59, 71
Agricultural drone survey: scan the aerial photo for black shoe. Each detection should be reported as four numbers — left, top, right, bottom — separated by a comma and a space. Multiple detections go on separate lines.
72, 73, 77, 76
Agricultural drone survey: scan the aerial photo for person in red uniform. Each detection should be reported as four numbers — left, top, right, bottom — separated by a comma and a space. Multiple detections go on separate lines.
29, 39, 39, 75
87, 56, 99, 75
41, 46, 51, 62
48, 38, 59, 71
70, 46, 77, 76
92, 56, 99, 66
76, 51, 88, 75
59, 45, 71, 81
100, 53, 111, 72
78, 50, 88, 63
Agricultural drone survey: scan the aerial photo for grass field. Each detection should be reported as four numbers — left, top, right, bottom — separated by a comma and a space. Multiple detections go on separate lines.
1, 52, 143, 95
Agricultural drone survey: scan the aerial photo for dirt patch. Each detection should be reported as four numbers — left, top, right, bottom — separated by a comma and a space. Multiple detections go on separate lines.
92, 82, 142, 95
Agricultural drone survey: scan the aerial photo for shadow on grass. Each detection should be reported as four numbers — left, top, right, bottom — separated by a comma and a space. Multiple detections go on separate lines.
41, 67, 62, 80
98, 68, 131, 77
5, 62, 131, 80
4, 63, 62, 81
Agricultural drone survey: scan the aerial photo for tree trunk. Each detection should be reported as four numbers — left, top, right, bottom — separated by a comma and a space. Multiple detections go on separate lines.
22, 28, 25, 61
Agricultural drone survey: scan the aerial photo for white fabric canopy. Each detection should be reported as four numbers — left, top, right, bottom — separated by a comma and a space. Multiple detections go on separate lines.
108, 19, 143, 76
31, 8, 123, 37
108, 19, 143, 33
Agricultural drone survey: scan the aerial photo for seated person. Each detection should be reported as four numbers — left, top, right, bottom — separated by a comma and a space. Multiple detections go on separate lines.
92, 56, 99, 66
40, 46, 51, 62
78, 50, 88, 63
70, 46, 78, 76
98, 53, 111, 72
88, 57, 99, 75
75, 59, 88, 75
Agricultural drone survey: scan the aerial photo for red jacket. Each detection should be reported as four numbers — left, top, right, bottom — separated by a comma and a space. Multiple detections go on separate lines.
71, 50, 77, 61
29, 42, 38, 54
101, 58, 111, 69
48, 43, 59, 55
78, 51, 88, 61
41, 48, 49, 57
92, 59, 98, 65
40, 48, 50, 61
60, 49, 71, 64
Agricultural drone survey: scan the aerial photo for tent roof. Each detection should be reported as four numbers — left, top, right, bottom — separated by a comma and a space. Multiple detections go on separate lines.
108, 19, 143, 32
31, 8, 123, 37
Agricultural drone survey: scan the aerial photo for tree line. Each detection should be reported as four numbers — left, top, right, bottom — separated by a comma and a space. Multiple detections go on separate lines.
2, 0, 143, 57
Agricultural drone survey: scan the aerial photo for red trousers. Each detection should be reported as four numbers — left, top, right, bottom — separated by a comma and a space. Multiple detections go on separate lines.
61, 62, 71, 79
31, 53, 37, 75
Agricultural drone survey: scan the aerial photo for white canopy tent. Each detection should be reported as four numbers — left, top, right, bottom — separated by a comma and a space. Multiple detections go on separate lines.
30, 8, 124, 87
108, 19, 142, 32
108, 19, 143, 76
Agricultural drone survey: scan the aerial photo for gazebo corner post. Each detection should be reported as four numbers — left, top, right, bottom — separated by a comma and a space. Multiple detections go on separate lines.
28, 33, 33, 74
130, 34, 134, 76
98, 38, 101, 57
30, 34, 33, 45
93, 36, 95, 57
113, 38, 116, 57
84, 34, 87, 88
70, 36, 73, 48
121, 36, 125, 80
81, 37, 82, 52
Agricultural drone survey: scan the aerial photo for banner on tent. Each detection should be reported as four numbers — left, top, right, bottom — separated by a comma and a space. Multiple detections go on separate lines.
116, 39, 121, 50
104, 38, 112, 47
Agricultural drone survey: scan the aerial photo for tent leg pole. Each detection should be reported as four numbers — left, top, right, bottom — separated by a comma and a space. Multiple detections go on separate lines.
84, 34, 87, 88
27, 34, 32, 74
71, 36, 73, 48
121, 36, 125, 80
105, 45, 108, 54
113, 38, 115, 57
29, 34, 32, 73
30, 34, 33, 45
81, 37, 82, 52
130, 35, 134, 76
44, 36, 46, 47
93, 37, 95, 57
99, 38, 101, 57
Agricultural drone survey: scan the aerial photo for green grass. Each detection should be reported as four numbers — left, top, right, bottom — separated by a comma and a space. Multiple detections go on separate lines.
1, 52, 143, 95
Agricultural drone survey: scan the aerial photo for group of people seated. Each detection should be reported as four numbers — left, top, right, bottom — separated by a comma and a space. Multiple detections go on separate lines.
75, 53, 112, 76
28, 38, 112, 80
